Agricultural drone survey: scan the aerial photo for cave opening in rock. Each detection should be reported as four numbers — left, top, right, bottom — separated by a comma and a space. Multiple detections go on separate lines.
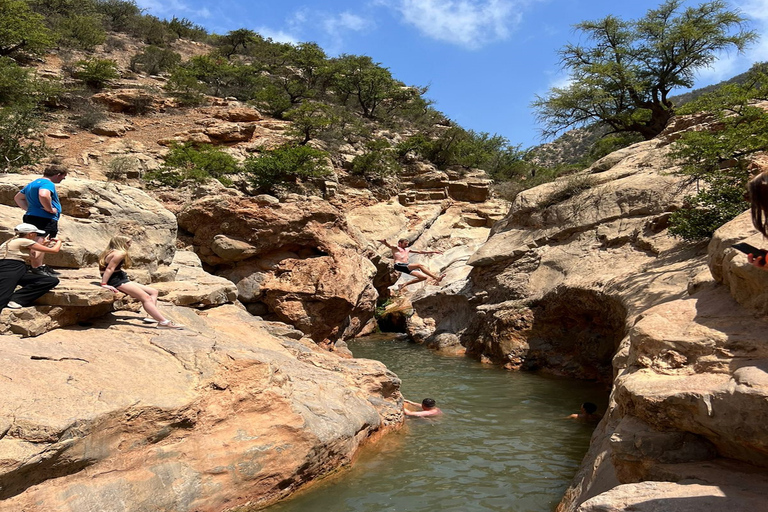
376, 310, 408, 333
526, 287, 628, 383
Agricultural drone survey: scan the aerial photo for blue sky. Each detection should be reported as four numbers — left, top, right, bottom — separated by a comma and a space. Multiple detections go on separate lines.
134, 0, 768, 149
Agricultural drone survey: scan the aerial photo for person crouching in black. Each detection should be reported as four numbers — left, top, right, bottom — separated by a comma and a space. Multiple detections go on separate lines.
0, 223, 62, 311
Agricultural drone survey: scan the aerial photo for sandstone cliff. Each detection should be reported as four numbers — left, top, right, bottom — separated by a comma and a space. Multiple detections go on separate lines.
402, 127, 768, 509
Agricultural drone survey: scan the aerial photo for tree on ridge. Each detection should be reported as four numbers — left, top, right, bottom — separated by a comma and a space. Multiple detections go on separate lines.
532, 0, 757, 141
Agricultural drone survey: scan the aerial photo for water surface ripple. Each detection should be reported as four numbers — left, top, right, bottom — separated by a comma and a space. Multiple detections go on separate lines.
266, 334, 607, 512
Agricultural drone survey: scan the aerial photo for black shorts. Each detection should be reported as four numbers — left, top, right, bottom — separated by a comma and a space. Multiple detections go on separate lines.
106, 270, 130, 288
23, 214, 58, 238
394, 263, 411, 274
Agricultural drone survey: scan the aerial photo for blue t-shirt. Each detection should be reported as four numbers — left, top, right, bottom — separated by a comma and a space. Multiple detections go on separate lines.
21, 178, 61, 220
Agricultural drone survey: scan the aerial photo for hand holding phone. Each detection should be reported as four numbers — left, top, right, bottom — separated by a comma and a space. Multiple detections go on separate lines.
732, 242, 768, 267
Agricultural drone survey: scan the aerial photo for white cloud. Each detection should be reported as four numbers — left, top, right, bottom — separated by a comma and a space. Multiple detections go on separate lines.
385, 0, 523, 49
255, 27, 300, 45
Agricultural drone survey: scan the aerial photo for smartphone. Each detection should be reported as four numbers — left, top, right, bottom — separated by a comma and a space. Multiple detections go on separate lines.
732, 242, 768, 258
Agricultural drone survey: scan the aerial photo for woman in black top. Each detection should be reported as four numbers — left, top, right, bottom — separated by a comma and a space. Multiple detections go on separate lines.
99, 235, 182, 329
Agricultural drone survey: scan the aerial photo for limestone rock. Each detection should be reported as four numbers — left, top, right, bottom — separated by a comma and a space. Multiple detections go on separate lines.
0, 305, 402, 512
177, 195, 377, 342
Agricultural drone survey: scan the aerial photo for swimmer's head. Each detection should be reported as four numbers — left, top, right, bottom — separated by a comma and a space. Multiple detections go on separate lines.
422, 398, 436, 409
582, 402, 597, 414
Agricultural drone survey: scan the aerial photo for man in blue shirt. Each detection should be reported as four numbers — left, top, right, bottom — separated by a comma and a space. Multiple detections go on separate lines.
14, 165, 68, 276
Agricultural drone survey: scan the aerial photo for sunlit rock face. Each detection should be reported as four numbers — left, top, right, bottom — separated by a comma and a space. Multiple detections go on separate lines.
402, 130, 768, 510
176, 194, 378, 344
0, 305, 402, 512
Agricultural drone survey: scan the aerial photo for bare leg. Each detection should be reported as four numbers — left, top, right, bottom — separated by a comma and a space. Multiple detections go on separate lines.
407, 263, 442, 281
117, 282, 168, 323
399, 271, 428, 290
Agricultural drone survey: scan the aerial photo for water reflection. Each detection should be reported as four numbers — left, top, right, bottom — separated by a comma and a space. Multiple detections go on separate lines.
266, 334, 607, 512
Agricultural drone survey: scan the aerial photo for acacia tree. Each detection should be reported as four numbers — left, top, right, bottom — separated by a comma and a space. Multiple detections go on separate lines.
533, 0, 756, 140
0, 0, 55, 58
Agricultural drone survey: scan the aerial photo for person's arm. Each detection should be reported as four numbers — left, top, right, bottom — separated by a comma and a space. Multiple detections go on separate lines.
14, 191, 28, 210
378, 239, 396, 250
404, 408, 440, 417
100, 251, 125, 292
29, 239, 62, 254
38, 189, 57, 215
409, 248, 442, 255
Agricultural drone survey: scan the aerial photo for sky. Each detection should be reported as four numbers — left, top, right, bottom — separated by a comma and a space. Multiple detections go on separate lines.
133, 0, 768, 149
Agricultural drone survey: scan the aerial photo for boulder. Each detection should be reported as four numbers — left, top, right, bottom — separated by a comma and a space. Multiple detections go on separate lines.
177, 195, 377, 342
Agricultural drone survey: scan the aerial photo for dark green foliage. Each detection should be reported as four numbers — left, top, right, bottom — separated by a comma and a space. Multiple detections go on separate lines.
669, 174, 750, 240
130, 14, 176, 45
164, 66, 206, 105
533, 0, 757, 140
73, 58, 119, 89
95, 0, 143, 32
146, 143, 240, 186
130, 46, 181, 75
397, 128, 527, 176
0, 56, 52, 106
214, 28, 258, 58
0, 106, 48, 172
351, 139, 400, 180
0, 0, 55, 58
668, 62, 768, 240
56, 13, 106, 49
285, 102, 338, 144
329, 55, 401, 119
243, 144, 332, 192
165, 17, 207, 41
165, 54, 259, 100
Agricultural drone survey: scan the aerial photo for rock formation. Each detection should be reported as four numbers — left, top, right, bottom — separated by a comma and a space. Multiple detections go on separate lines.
400, 129, 768, 509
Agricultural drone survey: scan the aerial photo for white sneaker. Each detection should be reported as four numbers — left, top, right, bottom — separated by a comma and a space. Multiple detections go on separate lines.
6, 301, 23, 309
157, 320, 184, 330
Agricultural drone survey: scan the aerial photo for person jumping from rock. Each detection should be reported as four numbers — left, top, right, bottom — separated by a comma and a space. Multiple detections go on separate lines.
379, 238, 444, 292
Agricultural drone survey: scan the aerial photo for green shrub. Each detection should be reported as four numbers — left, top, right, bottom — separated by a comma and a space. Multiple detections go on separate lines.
284, 102, 337, 144
73, 58, 119, 89
165, 17, 208, 41
164, 67, 207, 106
668, 174, 750, 241
668, 63, 768, 241
350, 140, 399, 180
95, 0, 143, 31
0, 0, 56, 59
243, 144, 331, 192
0, 106, 48, 172
145, 143, 240, 186
56, 13, 106, 50
130, 46, 181, 75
